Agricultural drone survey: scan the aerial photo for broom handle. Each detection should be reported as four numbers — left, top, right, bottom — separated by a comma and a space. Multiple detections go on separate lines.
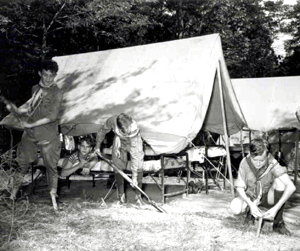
95, 151, 167, 213
0, 95, 25, 129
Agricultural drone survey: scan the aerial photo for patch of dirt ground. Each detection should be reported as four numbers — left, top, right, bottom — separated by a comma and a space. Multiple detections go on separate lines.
1, 179, 300, 251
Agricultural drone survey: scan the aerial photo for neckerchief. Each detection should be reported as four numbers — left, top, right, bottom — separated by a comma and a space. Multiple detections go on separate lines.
39, 79, 55, 89
114, 119, 140, 151
114, 119, 139, 139
27, 80, 56, 117
245, 153, 276, 203
246, 155, 269, 181
27, 85, 43, 117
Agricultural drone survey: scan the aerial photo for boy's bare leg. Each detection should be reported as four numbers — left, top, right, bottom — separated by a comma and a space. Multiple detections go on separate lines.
10, 186, 20, 200
9, 171, 25, 200
50, 188, 58, 211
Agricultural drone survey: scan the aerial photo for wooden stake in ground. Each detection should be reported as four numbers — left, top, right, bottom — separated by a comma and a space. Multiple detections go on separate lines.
256, 217, 263, 238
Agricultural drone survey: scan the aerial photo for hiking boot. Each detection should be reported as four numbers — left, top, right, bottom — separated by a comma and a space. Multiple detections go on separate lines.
135, 195, 148, 209
273, 221, 291, 236
118, 193, 126, 205
244, 210, 255, 225
56, 196, 66, 206
188, 181, 195, 194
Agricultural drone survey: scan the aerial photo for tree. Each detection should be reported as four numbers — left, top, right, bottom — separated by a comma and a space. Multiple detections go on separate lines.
0, 0, 288, 107
0, 0, 152, 103
0, 0, 73, 103
134, 0, 280, 78
280, 1, 300, 75
263, 0, 292, 35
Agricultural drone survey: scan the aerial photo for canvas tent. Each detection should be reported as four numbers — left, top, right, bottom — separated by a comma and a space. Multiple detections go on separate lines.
0, 33, 245, 155
232, 76, 300, 132
53, 33, 245, 154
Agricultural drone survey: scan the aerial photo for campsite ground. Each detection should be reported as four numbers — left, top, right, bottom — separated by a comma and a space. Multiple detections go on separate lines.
1, 175, 300, 251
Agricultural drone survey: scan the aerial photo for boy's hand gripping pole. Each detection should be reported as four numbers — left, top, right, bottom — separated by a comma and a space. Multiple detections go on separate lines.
0, 95, 24, 129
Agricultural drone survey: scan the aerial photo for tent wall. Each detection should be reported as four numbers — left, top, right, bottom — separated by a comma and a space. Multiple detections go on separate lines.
232, 76, 300, 132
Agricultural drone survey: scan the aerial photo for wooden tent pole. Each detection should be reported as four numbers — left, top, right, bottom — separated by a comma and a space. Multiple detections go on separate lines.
278, 130, 282, 161
294, 129, 299, 185
217, 61, 235, 198
240, 130, 245, 158
249, 130, 252, 143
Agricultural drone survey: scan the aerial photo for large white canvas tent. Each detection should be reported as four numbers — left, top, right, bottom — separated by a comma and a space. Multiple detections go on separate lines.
232, 76, 300, 132
53, 33, 245, 154
1, 33, 245, 155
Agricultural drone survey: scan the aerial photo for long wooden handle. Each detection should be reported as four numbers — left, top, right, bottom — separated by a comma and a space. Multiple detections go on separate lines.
0, 95, 24, 127
96, 152, 167, 213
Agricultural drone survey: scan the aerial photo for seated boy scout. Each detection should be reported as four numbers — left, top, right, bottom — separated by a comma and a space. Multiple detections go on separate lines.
231, 138, 296, 235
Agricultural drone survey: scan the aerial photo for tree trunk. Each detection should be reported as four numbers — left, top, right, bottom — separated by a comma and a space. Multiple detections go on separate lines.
177, 0, 183, 39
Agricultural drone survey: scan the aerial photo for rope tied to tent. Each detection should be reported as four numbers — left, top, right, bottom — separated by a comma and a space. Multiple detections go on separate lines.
100, 179, 116, 207
203, 155, 234, 187
185, 137, 235, 188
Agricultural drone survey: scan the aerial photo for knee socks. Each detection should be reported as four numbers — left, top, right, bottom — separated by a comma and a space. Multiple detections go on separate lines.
274, 190, 285, 223
135, 171, 143, 198
137, 171, 143, 189
116, 171, 143, 198
115, 173, 124, 196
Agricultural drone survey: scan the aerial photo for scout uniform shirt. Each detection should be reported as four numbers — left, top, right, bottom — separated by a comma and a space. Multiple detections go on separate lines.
26, 84, 63, 143
96, 115, 144, 178
235, 153, 287, 201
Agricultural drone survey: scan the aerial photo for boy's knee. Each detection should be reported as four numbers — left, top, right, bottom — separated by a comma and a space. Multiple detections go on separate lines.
230, 197, 247, 215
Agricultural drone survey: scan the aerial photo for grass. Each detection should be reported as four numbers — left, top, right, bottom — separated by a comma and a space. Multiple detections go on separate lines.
1, 189, 299, 251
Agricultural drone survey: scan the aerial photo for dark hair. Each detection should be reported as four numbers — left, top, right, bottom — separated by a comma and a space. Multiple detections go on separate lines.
78, 135, 95, 148
249, 138, 269, 157
39, 59, 59, 73
116, 113, 133, 134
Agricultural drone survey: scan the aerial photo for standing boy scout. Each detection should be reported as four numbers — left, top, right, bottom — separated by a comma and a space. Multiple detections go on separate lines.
6, 59, 63, 210
95, 113, 146, 207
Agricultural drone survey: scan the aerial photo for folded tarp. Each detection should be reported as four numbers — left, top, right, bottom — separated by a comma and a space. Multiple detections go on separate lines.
232, 76, 300, 132
1, 33, 245, 154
